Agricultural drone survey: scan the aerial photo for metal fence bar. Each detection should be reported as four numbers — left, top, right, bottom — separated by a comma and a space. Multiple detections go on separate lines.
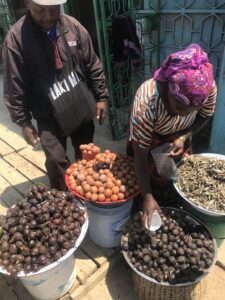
210, 47, 225, 154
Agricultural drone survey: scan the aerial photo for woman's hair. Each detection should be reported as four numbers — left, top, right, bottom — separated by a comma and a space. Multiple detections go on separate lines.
154, 44, 214, 106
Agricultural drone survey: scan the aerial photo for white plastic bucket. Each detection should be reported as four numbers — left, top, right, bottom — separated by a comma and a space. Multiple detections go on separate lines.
86, 200, 133, 248
19, 255, 77, 300
0, 200, 88, 300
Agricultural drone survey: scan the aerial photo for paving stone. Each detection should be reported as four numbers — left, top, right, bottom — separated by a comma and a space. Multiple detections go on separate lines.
0, 275, 19, 300
0, 139, 15, 157
75, 249, 98, 285
0, 175, 24, 207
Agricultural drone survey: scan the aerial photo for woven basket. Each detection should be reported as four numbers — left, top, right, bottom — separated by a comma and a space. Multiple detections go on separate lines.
132, 270, 207, 300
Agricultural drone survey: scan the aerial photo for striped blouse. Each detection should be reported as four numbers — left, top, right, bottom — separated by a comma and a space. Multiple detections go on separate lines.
129, 78, 217, 148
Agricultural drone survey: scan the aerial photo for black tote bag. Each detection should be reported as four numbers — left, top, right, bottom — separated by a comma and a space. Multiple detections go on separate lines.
48, 25, 96, 136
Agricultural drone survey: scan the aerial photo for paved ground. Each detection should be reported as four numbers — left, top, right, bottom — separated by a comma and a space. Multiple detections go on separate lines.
0, 73, 225, 300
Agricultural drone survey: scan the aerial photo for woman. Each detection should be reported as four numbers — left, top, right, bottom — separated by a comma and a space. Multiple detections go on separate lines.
128, 44, 217, 226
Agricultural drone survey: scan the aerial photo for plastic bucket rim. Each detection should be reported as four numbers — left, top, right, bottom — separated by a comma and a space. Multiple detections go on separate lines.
0, 200, 88, 278
121, 206, 218, 287
174, 153, 225, 217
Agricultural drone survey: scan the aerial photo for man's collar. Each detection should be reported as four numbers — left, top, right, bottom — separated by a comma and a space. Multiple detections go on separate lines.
25, 10, 69, 37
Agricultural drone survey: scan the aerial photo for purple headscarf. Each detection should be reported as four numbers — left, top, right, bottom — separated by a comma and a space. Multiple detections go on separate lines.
154, 44, 214, 106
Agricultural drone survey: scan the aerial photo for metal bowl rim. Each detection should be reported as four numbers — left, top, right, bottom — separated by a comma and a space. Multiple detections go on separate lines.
174, 153, 225, 217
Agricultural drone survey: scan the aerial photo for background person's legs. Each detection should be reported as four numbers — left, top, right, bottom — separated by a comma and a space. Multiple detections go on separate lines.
37, 118, 70, 191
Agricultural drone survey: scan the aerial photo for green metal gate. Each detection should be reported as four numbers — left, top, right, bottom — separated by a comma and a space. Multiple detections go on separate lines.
0, 0, 15, 64
92, 0, 225, 140
135, 0, 225, 81
93, 0, 136, 140
0, 0, 15, 43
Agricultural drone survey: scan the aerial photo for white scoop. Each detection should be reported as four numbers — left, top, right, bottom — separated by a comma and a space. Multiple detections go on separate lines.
145, 211, 162, 231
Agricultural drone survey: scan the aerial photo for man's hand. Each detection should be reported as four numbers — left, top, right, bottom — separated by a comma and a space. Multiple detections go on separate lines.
142, 194, 161, 228
169, 137, 185, 157
96, 101, 107, 125
22, 124, 39, 147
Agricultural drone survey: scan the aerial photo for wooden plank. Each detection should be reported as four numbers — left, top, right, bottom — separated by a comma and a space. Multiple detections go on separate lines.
59, 294, 73, 300
18, 147, 46, 173
0, 139, 15, 157
0, 176, 24, 207
67, 279, 80, 296
75, 249, 97, 285
0, 275, 19, 300
217, 241, 225, 267
80, 235, 114, 267
4, 153, 46, 182
0, 159, 32, 197
69, 254, 122, 300
0, 124, 27, 151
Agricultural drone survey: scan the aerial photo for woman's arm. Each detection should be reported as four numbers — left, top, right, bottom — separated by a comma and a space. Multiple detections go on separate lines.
132, 141, 160, 227
170, 116, 210, 156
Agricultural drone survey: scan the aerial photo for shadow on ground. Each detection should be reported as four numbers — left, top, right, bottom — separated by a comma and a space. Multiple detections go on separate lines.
0, 175, 49, 208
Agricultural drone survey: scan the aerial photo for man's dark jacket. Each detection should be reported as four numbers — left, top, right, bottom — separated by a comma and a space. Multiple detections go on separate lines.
3, 12, 109, 127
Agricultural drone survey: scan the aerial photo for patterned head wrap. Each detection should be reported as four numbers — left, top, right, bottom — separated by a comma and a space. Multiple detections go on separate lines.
154, 44, 214, 106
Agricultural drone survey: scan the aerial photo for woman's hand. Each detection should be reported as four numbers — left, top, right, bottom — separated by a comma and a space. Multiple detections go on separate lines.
142, 194, 161, 228
169, 137, 185, 157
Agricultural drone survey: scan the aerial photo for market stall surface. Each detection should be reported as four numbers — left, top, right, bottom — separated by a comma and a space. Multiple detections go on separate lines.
0, 76, 225, 299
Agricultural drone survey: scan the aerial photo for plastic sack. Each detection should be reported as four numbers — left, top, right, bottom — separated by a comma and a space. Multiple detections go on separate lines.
151, 143, 179, 181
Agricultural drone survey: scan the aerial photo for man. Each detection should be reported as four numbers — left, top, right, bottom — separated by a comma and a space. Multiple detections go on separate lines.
3, 0, 108, 191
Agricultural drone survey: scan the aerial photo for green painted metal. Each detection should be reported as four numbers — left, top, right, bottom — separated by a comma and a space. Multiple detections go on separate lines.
138, 0, 225, 80
63, 1, 225, 141
0, 0, 15, 43
92, 0, 137, 139
210, 47, 225, 155
63, 0, 80, 20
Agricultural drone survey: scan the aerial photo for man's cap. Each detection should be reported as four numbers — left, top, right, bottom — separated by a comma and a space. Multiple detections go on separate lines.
32, 0, 67, 5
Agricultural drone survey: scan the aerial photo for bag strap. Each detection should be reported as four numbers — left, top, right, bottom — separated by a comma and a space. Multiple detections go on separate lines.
57, 22, 86, 81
